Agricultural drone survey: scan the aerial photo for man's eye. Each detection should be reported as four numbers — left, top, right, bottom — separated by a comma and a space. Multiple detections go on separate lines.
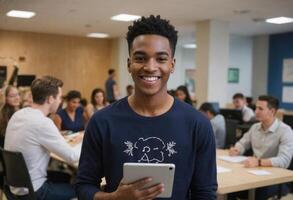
134, 56, 145, 62
158, 57, 168, 62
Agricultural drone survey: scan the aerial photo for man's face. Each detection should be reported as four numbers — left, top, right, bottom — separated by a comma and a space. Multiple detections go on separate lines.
233, 98, 245, 109
255, 100, 275, 122
128, 35, 175, 97
50, 87, 62, 113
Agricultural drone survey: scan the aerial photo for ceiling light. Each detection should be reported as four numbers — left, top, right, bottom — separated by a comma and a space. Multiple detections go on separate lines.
111, 14, 141, 22
183, 44, 197, 49
87, 33, 109, 38
6, 10, 36, 18
265, 17, 293, 24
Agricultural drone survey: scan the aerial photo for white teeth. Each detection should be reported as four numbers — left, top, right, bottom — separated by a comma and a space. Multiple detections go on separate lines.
142, 76, 159, 81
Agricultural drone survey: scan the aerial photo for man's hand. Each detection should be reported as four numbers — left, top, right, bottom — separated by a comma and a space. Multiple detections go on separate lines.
243, 157, 258, 168
229, 147, 240, 156
112, 178, 164, 200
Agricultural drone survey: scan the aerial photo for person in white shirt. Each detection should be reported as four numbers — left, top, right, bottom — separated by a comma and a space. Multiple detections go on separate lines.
232, 93, 255, 122
229, 95, 293, 200
4, 76, 80, 200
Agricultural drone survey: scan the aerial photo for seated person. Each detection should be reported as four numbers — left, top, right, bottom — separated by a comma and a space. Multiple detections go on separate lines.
229, 95, 293, 200
4, 76, 81, 199
199, 102, 226, 149
54, 90, 85, 133
85, 88, 109, 120
232, 93, 255, 122
0, 86, 20, 147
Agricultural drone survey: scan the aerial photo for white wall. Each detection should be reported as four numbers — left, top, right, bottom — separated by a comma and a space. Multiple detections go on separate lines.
227, 35, 253, 104
167, 45, 196, 90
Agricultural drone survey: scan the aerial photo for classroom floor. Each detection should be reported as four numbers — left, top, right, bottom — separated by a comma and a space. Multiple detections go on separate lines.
282, 193, 293, 200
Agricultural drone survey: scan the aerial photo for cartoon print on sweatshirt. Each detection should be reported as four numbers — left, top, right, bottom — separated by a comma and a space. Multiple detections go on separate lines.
124, 137, 177, 163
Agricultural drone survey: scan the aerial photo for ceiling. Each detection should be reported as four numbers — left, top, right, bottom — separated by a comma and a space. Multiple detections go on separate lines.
1, 0, 293, 43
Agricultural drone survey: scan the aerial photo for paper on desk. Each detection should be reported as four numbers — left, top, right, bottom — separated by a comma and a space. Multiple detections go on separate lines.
247, 170, 272, 176
217, 166, 232, 173
218, 155, 248, 163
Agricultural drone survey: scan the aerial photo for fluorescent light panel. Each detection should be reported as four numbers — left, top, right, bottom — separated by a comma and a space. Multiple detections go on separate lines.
265, 17, 293, 24
87, 33, 109, 38
183, 44, 197, 49
111, 14, 141, 22
6, 10, 35, 18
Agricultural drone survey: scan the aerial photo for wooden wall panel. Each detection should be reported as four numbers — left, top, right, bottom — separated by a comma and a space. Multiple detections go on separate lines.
0, 30, 114, 100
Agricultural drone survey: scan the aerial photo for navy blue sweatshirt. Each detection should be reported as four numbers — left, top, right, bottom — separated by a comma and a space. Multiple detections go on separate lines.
75, 97, 217, 199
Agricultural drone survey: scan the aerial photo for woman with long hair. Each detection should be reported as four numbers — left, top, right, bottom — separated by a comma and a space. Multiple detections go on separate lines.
175, 85, 193, 105
0, 86, 20, 146
85, 88, 108, 120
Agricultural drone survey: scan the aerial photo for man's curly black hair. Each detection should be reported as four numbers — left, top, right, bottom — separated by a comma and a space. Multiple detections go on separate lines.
126, 15, 178, 57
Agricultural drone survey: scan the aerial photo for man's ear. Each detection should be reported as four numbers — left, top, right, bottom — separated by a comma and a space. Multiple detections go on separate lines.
271, 108, 277, 116
171, 58, 176, 73
127, 58, 131, 73
47, 95, 54, 104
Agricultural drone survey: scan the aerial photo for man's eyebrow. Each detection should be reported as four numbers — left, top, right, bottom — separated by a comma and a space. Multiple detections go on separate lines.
133, 51, 170, 56
133, 51, 146, 56
157, 52, 170, 56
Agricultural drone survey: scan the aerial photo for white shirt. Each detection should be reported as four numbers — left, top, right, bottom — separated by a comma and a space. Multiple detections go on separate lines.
4, 107, 80, 193
235, 118, 293, 168
241, 105, 255, 122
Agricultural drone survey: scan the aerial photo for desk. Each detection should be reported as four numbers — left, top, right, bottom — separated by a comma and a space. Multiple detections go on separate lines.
217, 149, 293, 199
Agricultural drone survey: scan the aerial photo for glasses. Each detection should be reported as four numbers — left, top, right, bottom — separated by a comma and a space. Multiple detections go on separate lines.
7, 93, 20, 98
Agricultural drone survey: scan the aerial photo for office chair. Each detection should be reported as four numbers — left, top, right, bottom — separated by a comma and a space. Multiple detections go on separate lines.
224, 119, 239, 149
0, 148, 37, 200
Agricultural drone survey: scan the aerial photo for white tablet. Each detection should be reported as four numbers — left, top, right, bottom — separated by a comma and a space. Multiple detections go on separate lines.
123, 163, 175, 198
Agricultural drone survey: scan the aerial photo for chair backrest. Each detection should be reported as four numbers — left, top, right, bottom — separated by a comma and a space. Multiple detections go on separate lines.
283, 114, 293, 129
224, 119, 239, 148
0, 148, 36, 200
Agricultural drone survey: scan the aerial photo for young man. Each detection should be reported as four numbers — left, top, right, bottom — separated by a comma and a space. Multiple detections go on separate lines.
76, 15, 217, 200
4, 76, 81, 200
229, 95, 293, 199
105, 69, 119, 103
232, 93, 255, 122
199, 102, 226, 149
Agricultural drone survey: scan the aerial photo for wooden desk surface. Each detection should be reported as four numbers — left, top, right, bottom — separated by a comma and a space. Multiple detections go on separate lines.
217, 149, 293, 194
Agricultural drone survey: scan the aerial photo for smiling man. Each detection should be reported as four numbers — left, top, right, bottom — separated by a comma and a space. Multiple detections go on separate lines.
75, 15, 217, 200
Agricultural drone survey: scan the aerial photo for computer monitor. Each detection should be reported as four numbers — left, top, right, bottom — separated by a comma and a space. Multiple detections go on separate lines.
0, 66, 7, 88
283, 114, 293, 129
17, 75, 36, 87
220, 108, 243, 123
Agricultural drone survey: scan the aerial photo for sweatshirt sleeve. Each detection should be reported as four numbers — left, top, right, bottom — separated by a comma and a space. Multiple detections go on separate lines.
75, 116, 104, 200
190, 118, 218, 199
